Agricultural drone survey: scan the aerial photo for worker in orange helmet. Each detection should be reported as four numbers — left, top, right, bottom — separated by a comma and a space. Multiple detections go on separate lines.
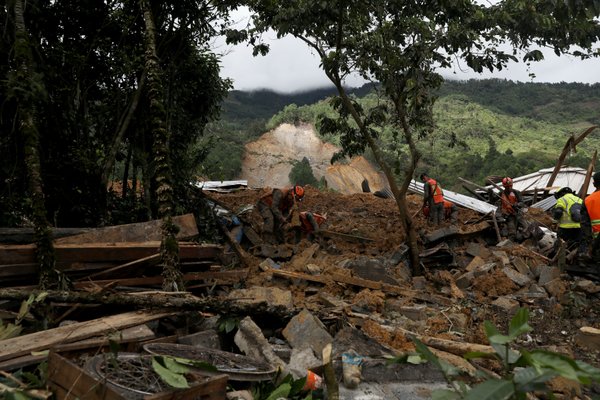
420, 172, 444, 225
580, 171, 600, 263
423, 200, 458, 223
257, 185, 305, 244
494, 177, 524, 241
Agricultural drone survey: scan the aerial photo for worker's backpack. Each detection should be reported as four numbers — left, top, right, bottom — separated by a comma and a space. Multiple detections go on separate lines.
569, 203, 582, 222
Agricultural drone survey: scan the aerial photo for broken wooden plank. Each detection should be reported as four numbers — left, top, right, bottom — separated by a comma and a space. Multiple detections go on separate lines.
0, 227, 91, 244
270, 269, 330, 285
318, 229, 375, 243
54, 213, 199, 244
78, 254, 161, 281
0, 242, 221, 265
48, 351, 124, 400
0, 310, 173, 362
0, 324, 155, 371
272, 268, 452, 306
74, 270, 248, 289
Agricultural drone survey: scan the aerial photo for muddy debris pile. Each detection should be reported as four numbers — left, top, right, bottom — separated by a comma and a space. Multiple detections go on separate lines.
0, 186, 599, 399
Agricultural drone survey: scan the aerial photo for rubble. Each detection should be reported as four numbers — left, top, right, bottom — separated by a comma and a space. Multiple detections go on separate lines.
0, 187, 599, 399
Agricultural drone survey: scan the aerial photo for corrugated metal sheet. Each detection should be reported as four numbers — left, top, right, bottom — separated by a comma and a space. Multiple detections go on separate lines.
409, 180, 497, 215
196, 180, 248, 192
484, 167, 594, 195
530, 196, 557, 212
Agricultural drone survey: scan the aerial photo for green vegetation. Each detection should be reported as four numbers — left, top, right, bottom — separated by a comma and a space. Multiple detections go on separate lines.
236, 81, 600, 192
410, 308, 600, 399
289, 157, 320, 187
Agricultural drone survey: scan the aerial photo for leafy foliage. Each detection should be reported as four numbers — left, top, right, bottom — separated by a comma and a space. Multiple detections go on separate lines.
289, 157, 319, 187
413, 308, 600, 399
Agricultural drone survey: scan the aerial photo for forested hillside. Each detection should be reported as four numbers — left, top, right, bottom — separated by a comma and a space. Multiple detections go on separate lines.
204, 79, 600, 191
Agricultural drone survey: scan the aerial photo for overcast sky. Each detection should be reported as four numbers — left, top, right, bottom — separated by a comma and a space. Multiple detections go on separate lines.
214, 9, 600, 93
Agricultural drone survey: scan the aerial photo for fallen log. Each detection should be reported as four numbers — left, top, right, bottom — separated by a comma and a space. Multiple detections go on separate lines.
0, 288, 296, 318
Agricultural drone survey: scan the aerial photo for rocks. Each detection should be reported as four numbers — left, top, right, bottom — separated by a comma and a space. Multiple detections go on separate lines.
227, 286, 294, 309
282, 309, 333, 356
501, 267, 532, 287
543, 278, 568, 300
538, 266, 561, 286
235, 317, 286, 368
492, 296, 520, 314
575, 326, 600, 351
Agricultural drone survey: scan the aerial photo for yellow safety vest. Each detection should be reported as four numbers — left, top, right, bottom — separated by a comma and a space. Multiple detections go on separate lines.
556, 193, 582, 229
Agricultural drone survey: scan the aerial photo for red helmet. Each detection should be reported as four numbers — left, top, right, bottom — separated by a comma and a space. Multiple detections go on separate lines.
501, 177, 513, 187
293, 185, 305, 201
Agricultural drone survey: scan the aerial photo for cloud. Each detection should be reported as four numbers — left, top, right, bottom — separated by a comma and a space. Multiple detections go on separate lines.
214, 8, 600, 93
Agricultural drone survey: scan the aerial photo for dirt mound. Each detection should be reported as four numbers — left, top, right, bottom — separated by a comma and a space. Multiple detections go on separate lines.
241, 123, 388, 193
208, 186, 481, 256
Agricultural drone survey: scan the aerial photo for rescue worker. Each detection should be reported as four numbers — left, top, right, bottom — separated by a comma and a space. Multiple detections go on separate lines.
298, 211, 327, 242
494, 177, 524, 241
423, 200, 458, 223
420, 173, 444, 225
552, 187, 583, 250
580, 171, 600, 263
256, 185, 304, 244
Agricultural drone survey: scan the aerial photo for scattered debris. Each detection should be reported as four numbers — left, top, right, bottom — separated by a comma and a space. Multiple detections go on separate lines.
0, 185, 599, 399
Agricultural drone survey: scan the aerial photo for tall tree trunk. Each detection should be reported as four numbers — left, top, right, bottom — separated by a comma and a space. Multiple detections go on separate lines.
12, 0, 63, 289
139, 0, 183, 291
325, 69, 422, 275
101, 72, 146, 188
122, 142, 133, 199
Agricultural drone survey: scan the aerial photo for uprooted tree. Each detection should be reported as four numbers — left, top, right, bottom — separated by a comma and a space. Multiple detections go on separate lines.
233, 0, 600, 274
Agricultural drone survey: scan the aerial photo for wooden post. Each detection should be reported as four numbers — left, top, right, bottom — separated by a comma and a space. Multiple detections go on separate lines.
546, 126, 598, 196
579, 150, 597, 199
491, 213, 502, 243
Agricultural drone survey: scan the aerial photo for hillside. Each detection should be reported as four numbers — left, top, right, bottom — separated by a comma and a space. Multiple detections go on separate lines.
241, 123, 388, 193
202, 79, 600, 191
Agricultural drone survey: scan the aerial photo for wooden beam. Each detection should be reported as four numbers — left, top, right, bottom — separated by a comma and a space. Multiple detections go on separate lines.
579, 150, 597, 199
54, 214, 199, 244
0, 324, 155, 371
74, 270, 248, 289
546, 126, 598, 195
0, 310, 173, 362
0, 242, 221, 265
78, 254, 160, 281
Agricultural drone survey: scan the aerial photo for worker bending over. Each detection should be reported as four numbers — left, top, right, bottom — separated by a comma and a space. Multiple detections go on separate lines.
420, 173, 444, 226
256, 185, 304, 244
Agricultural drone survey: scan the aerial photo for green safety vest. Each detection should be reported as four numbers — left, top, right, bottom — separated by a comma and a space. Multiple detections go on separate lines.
556, 193, 582, 229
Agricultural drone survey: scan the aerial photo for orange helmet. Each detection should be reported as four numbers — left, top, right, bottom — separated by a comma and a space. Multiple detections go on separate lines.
293, 185, 305, 201
501, 177, 513, 187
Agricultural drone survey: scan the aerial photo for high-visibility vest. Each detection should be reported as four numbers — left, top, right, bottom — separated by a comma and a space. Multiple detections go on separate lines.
584, 190, 600, 237
501, 191, 518, 215
555, 193, 582, 229
300, 212, 326, 233
443, 200, 455, 218
426, 179, 444, 204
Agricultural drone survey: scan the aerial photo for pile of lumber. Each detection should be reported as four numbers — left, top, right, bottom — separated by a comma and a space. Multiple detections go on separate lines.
0, 214, 244, 290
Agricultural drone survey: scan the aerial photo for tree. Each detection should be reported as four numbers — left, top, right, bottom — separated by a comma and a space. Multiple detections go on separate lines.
7, 0, 62, 289
0, 1, 232, 229
235, 0, 600, 274
289, 157, 319, 187
139, 0, 183, 292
